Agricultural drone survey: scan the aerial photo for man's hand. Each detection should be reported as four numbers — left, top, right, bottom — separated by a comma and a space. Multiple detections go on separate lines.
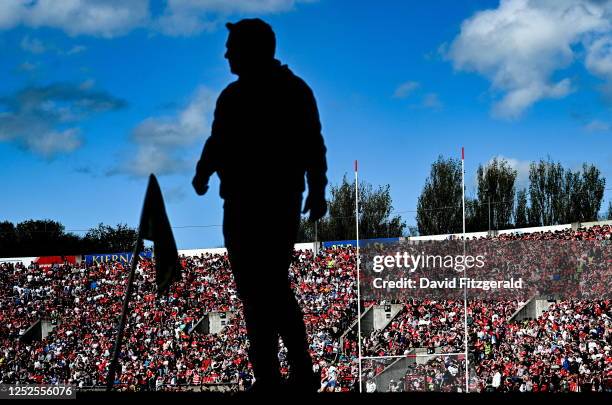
303, 192, 327, 222
192, 175, 209, 196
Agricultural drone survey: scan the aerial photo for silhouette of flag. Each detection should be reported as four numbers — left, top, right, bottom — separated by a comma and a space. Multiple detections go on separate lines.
139, 174, 180, 293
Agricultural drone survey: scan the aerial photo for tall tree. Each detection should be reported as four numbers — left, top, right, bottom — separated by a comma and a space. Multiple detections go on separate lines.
0, 221, 17, 258
0, 220, 139, 257
416, 156, 463, 235
297, 176, 405, 241
465, 198, 480, 232
296, 219, 317, 243
528, 159, 566, 226
360, 183, 405, 239
475, 158, 517, 231
528, 159, 606, 226
514, 189, 529, 228
563, 169, 582, 223
83, 223, 138, 253
324, 175, 357, 241
572, 163, 605, 222
606, 201, 612, 220
15, 219, 68, 256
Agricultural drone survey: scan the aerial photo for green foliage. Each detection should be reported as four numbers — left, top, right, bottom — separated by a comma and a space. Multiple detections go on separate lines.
475, 158, 517, 230
0, 221, 17, 256
83, 223, 138, 253
297, 175, 406, 242
416, 156, 463, 235
514, 189, 529, 228
528, 159, 605, 226
0, 220, 137, 258
417, 155, 606, 235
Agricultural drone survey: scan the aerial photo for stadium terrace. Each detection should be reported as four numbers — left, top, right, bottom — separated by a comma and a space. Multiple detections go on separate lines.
0, 222, 610, 392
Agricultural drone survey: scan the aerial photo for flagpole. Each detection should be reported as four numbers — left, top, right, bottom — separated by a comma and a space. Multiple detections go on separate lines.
106, 236, 143, 391
461, 147, 469, 393
354, 160, 363, 393
104, 173, 179, 390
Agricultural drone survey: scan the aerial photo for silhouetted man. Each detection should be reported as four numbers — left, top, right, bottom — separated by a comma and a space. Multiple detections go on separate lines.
192, 18, 327, 392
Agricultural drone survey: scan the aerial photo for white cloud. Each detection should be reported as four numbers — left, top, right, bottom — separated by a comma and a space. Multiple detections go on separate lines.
166, 0, 306, 14
164, 185, 188, 203
154, 10, 218, 37
585, 34, 612, 99
395, 81, 444, 110
0, 0, 315, 37
26, 128, 83, 156
0, 82, 126, 157
117, 86, 215, 177
17, 61, 37, 72
586, 35, 612, 76
156, 0, 313, 36
447, 0, 612, 119
422, 92, 443, 110
584, 119, 611, 131
0, 0, 149, 38
20, 35, 46, 53
393, 81, 420, 98
66, 45, 87, 55
20, 34, 88, 57
79, 79, 95, 90
0, 0, 23, 30
491, 155, 532, 187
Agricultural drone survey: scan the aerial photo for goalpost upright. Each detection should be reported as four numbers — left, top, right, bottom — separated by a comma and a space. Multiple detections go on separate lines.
354, 159, 363, 393
462, 146, 470, 393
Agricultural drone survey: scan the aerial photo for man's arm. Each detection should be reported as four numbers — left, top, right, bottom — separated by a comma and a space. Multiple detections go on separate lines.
300, 83, 328, 220
193, 136, 217, 195
192, 93, 227, 195
302, 85, 327, 194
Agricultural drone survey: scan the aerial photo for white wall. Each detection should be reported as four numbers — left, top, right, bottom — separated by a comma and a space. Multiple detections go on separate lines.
0, 257, 37, 266
406, 223, 576, 241
178, 247, 227, 256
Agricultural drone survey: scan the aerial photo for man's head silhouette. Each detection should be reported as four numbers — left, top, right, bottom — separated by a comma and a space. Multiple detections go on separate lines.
225, 18, 276, 76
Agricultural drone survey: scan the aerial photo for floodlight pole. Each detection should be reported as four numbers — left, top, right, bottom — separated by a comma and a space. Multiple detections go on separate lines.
106, 236, 143, 391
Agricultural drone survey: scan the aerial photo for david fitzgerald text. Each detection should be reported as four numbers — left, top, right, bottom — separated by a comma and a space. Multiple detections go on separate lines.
372, 277, 524, 291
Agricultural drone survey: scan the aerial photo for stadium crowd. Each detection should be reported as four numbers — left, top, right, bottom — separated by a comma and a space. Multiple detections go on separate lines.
0, 224, 610, 392
403, 356, 466, 392
362, 299, 519, 357
0, 248, 358, 391
360, 225, 610, 392
472, 299, 611, 392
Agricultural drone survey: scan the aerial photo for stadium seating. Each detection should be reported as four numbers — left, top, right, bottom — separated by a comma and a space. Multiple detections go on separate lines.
0, 224, 609, 392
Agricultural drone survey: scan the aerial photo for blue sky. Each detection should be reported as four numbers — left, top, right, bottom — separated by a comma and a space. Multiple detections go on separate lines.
1, 0, 611, 249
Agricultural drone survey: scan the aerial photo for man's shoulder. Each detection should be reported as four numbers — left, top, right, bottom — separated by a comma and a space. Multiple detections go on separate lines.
219, 80, 241, 99
282, 68, 313, 95
217, 68, 315, 102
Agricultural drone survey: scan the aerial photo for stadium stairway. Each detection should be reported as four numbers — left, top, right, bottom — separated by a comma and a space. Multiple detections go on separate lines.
338, 303, 404, 353
20, 317, 57, 343
508, 295, 558, 322
369, 349, 419, 391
